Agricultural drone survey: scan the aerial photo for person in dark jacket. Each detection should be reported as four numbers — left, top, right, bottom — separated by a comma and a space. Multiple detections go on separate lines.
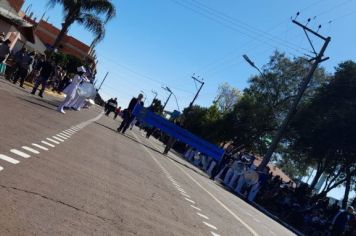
105, 98, 118, 116
31, 56, 55, 97
117, 93, 143, 134
330, 206, 354, 236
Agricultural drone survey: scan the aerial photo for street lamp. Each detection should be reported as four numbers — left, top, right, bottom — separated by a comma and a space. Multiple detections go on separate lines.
151, 90, 158, 106
161, 86, 172, 110
243, 54, 264, 77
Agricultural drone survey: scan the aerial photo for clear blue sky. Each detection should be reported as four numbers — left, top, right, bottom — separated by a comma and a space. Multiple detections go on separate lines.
24, 0, 356, 200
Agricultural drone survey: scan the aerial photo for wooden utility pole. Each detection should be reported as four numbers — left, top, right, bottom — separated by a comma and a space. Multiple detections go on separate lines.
257, 18, 331, 171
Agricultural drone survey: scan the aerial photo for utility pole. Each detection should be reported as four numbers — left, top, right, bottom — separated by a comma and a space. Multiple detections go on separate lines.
257, 18, 331, 171
188, 74, 204, 110
97, 72, 109, 92
162, 86, 173, 110
151, 90, 158, 106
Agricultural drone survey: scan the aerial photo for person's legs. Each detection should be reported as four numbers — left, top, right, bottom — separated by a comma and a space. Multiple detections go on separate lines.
57, 94, 74, 113
18, 68, 28, 87
122, 116, 134, 133
31, 76, 43, 94
38, 77, 48, 97
163, 136, 176, 154
117, 112, 129, 132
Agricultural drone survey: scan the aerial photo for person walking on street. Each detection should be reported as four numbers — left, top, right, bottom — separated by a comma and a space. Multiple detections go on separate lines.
105, 98, 118, 116
0, 39, 11, 76
31, 56, 55, 97
114, 106, 121, 119
117, 93, 143, 134
13, 50, 34, 88
330, 206, 354, 236
57, 66, 86, 114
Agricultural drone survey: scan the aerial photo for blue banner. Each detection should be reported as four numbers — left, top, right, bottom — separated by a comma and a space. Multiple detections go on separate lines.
133, 105, 224, 161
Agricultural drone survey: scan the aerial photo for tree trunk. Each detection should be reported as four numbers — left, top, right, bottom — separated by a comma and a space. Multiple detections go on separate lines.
51, 14, 76, 52
310, 168, 323, 189
342, 170, 352, 208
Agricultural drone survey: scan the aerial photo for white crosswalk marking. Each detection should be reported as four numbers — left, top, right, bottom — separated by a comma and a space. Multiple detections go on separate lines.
32, 143, 48, 150
197, 212, 209, 220
41, 141, 55, 147
56, 134, 68, 139
10, 149, 30, 158
203, 222, 217, 230
46, 138, 60, 144
22, 146, 40, 154
0, 154, 20, 164
53, 136, 64, 142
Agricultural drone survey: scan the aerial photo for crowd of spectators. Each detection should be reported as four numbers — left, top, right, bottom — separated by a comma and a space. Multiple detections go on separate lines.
178, 145, 356, 236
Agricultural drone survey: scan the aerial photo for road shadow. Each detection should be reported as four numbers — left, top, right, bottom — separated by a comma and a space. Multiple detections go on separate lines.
94, 121, 209, 178
94, 121, 164, 156
18, 97, 57, 111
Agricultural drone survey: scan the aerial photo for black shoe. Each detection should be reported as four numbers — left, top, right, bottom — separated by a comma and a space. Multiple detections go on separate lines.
38, 93, 43, 98
30, 91, 35, 95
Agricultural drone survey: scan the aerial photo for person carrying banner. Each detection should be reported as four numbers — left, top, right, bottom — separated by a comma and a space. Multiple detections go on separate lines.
117, 93, 144, 134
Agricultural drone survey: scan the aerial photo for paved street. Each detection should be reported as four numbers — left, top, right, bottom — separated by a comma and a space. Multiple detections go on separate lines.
0, 79, 295, 236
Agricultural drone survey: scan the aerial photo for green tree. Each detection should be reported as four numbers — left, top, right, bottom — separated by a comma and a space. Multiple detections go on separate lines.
289, 61, 356, 205
228, 51, 329, 156
48, 0, 116, 51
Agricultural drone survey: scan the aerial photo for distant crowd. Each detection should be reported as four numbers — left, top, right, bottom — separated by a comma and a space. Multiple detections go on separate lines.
182, 147, 356, 236
0, 33, 96, 114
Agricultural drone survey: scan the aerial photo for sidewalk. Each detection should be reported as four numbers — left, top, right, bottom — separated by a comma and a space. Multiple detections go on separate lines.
0, 75, 65, 99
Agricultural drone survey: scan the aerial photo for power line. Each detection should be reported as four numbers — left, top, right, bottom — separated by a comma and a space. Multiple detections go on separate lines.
97, 54, 195, 95
187, 0, 312, 52
194, 0, 350, 76
172, 0, 311, 55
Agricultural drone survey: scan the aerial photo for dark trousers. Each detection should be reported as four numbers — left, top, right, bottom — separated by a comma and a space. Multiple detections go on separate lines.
13, 67, 28, 86
163, 136, 176, 154
105, 107, 115, 116
117, 112, 135, 134
31, 76, 49, 96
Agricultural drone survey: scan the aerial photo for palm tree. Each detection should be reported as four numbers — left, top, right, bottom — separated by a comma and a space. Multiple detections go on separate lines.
48, 0, 116, 51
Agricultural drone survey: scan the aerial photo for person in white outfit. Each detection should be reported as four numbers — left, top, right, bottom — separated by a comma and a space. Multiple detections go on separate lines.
57, 66, 86, 114
68, 76, 90, 111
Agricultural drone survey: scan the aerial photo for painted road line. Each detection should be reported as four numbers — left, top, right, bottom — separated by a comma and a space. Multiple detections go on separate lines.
47, 138, 60, 144
190, 205, 201, 211
177, 187, 186, 192
166, 151, 259, 236
65, 129, 75, 133
203, 222, 217, 230
185, 198, 195, 204
59, 133, 70, 138
56, 134, 68, 139
0, 166, 3, 171
53, 136, 64, 142
32, 143, 49, 151
211, 232, 221, 236
180, 192, 191, 198
0, 154, 20, 164
197, 212, 209, 220
10, 149, 30, 158
22, 146, 40, 154
41, 141, 55, 147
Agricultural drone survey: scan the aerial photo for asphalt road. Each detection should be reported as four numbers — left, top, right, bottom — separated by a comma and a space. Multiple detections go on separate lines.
0, 79, 295, 236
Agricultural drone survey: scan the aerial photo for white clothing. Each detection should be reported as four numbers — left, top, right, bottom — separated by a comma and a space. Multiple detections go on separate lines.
58, 74, 85, 112
72, 96, 87, 110
63, 75, 83, 100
